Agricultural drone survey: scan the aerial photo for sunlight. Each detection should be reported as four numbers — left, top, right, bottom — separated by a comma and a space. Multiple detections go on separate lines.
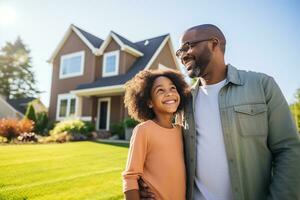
0, 5, 17, 26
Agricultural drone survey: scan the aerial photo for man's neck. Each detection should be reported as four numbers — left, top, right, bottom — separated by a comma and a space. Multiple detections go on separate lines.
200, 63, 227, 86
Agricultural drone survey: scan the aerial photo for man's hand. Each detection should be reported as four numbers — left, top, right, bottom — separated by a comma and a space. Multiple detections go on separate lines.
138, 178, 156, 200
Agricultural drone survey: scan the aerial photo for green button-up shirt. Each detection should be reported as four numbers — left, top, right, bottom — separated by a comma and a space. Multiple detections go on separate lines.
183, 64, 300, 200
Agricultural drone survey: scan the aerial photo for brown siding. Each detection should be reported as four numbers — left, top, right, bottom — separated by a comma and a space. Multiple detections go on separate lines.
49, 31, 96, 120
110, 96, 122, 124
149, 40, 177, 70
119, 51, 138, 74
95, 39, 121, 79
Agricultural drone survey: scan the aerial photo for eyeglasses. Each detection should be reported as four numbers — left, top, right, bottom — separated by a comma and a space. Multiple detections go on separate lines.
175, 38, 213, 58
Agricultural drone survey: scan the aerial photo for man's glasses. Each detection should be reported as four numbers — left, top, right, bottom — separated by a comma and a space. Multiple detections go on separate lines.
175, 38, 213, 58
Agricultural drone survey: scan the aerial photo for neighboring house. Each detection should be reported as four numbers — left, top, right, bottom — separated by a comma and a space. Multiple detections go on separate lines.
0, 96, 47, 119
48, 24, 180, 131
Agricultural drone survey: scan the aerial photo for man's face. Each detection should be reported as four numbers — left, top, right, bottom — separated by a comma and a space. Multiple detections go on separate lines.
178, 30, 213, 78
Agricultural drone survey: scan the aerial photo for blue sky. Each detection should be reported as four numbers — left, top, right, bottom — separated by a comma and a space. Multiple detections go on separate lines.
0, 0, 299, 106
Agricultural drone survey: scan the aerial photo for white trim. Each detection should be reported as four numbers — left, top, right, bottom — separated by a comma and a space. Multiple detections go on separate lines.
59, 51, 85, 79
56, 93, 77, 121
70, 85, 124, 97
102, 50, 119, 77
96, 98, 111, 131
80, 116, 92, 121
48, 24, 97, 63
145, 36, 181, 71
145, 35, 170, 69
167, 38, 181, 70
158, 63, 171, 70
96, 32, 143, 57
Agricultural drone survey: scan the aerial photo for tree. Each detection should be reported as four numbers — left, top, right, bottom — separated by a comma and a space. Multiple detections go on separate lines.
25, 103, 37, 122
0, 37, 41, 99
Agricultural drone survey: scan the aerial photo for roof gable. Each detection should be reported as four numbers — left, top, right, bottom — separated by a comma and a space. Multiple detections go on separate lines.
48, 24, 103, 63
96, 31, 144, 57
75, 34, 179, 92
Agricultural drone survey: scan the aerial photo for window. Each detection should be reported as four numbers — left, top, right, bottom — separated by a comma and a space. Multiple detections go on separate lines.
102, 51, 119, 77
60, 51, 85, 79
56, 94, 77, 120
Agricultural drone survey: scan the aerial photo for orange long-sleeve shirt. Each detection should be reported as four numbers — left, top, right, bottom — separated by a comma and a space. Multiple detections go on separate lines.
122, 120, 186, 200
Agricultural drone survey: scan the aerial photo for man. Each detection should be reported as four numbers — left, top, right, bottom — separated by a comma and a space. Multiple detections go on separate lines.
140, 24, 300, 200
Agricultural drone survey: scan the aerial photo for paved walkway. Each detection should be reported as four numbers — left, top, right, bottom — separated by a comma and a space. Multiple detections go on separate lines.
96, 139, 129, 144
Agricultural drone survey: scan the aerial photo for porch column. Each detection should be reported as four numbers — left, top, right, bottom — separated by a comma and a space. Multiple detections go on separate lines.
75, 96, 82, 118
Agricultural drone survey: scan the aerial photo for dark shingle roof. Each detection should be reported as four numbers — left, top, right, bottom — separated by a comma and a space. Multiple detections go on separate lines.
7, 97, 35, 114
74, 26, 103, 48
76, 34, 169, 90
111, 31, 142, 51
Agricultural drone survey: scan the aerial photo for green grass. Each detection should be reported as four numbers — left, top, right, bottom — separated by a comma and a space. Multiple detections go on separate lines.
0, 141, 129, 200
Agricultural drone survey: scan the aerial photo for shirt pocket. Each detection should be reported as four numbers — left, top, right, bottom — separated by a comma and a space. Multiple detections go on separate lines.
234, 103, 268, 136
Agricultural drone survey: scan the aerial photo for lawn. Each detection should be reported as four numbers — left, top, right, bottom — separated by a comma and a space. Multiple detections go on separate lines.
0, 141, 129, 200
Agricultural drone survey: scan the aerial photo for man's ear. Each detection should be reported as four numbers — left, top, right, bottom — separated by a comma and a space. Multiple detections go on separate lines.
211, 38, 219, 51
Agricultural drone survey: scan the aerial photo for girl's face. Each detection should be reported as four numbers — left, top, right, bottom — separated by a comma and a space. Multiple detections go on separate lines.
149, 76, 180, 115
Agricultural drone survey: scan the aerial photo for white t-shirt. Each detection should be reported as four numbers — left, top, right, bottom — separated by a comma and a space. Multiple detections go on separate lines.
193, 79, 233, 200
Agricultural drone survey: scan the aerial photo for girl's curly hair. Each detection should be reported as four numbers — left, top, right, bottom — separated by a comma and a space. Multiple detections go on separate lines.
124, 69, 190, 122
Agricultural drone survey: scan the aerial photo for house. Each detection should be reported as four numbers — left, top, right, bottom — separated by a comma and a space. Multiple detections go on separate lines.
48, 24, 180, 131
0, 95, 47, 119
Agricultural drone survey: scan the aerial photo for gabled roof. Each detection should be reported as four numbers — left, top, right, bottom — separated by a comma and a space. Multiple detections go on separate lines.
7, 97, 35, 115
74, 26, 103, 48
75, 34, 174, 91
96, 31, 144, 57
48, 24, 103, 63
111, 31, 142, 51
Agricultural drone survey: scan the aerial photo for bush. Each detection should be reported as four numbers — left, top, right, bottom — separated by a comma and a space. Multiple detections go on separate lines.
25, 103, 36, 122
123, 118, 139, 128
0, 118, 34, 141
50, 119, 93, 140
17, 132, 38, 142
35, 112, 49, 135
0, 136, 8, 143
110, 122, 125, 139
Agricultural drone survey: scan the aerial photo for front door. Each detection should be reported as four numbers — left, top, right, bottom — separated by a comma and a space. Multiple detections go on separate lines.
97, 98, 110, 130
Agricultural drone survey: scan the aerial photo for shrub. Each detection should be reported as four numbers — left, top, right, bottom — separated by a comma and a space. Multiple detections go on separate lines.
25, 103, 36, 122
17, 132, 38, 142
110, 122, 125, 139
0, 118, 34, 141
0, 136, 8, 143
124, 118, 139, 128
35, 112, 49, 135
50, 119, 93, 140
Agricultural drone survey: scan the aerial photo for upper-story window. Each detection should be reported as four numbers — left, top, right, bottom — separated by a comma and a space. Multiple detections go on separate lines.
102, 50, 119, 77
60, 51, 85, 79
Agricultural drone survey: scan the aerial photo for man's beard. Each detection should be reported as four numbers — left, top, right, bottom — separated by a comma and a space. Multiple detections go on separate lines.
188, 46, 212, 78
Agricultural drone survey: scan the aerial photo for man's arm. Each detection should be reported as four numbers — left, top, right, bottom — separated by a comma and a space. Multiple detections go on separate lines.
264, 76, 300, 199
125, 189, 140, 200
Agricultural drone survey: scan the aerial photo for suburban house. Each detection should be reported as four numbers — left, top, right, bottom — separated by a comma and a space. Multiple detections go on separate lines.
0, 95, 47, 119
48, 24, 180, 131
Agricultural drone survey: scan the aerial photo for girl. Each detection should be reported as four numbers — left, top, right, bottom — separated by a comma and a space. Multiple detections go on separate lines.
122, 69, 190, 200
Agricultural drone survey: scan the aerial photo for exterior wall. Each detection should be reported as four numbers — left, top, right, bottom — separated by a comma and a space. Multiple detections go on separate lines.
148, 41, 178, 70
95, 39, 120, 79
119, 51, 137, 74
49, 30, 96, 120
